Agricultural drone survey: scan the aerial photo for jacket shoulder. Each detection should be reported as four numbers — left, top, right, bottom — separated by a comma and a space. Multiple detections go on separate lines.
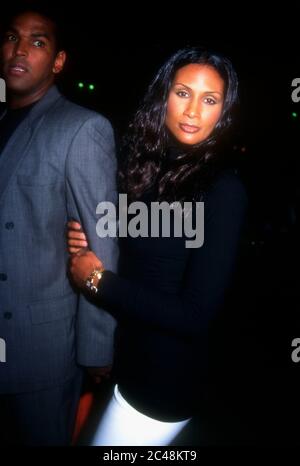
47, 95, 113, 133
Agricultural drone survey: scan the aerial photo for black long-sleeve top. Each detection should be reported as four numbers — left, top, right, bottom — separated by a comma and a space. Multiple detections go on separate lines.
97, 167, 248, 421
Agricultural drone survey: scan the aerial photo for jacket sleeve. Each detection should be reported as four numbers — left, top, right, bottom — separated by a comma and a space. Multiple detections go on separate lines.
97, 172, 248, 338
65, 114, 119, 366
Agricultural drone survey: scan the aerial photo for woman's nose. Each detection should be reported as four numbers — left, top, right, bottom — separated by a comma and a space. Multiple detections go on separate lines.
184, 100, 200, 119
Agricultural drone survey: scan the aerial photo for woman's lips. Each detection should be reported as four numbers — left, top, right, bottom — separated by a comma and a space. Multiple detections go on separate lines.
179, 123, 200, 134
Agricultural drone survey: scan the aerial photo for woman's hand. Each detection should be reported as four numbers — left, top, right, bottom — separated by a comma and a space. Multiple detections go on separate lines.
67, 221, 104, 290
69, 249, 104, 290
67, 220, 89, 254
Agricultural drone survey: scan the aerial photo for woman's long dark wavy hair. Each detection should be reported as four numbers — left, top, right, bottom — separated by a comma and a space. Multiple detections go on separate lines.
119, 47, 239, 202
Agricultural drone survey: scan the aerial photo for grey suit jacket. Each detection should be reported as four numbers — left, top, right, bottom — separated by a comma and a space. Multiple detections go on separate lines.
0, 86, 118, 393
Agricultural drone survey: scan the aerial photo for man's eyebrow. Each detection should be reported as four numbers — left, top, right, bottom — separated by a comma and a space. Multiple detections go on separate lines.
5, 27, 18, 34
31, 32, 51, 40
4, 27, 51, 41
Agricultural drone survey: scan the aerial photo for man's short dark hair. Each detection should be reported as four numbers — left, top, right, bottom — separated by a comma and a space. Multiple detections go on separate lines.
0, 2, 67, 53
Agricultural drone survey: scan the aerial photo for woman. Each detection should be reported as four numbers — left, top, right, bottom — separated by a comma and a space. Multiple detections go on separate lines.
68, 47, 248, 445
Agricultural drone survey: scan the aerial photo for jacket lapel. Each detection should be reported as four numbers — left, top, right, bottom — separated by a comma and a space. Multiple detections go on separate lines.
0, 86, 62, 204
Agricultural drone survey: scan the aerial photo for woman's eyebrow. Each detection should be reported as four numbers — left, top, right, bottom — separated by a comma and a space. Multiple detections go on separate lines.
173, 82, 222, 95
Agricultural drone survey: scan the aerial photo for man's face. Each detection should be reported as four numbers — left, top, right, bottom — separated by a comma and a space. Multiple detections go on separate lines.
1, 12, 65, 98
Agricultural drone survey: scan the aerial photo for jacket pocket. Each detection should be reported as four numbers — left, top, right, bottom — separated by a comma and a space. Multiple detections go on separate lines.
29, 292, 77, 324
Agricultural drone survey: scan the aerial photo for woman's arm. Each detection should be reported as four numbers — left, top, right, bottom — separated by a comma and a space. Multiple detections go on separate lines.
99, 173, 248, 337
69, 172, 248, 338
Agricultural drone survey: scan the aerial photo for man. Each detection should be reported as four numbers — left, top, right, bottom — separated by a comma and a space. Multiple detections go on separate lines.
0, 9, 118, 445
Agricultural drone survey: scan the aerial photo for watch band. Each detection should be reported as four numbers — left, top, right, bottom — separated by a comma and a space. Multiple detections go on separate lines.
85, 268, 104, 294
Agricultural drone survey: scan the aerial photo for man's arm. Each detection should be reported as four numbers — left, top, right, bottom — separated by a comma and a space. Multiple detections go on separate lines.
65, 114, 119, 367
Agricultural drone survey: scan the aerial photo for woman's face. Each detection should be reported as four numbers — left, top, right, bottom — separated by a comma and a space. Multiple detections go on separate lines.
165, 63, 225, 145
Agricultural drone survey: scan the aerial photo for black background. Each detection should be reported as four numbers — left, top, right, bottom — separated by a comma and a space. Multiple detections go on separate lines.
1, 1, 300, 446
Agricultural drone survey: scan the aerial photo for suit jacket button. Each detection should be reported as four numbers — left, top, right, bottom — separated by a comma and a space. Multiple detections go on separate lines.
5, 222, 14, 230
4, 312, 12, 319
0, 274, 7, 281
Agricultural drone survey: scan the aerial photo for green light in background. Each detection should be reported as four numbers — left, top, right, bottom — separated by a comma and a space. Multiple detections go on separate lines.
78, 82, 84, 89
292, 112, 298, 118
88, 84, 95, 91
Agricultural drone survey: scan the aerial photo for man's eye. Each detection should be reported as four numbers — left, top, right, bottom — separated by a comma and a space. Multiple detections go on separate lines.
6, 34, 17, 42
33, 40, 45, 47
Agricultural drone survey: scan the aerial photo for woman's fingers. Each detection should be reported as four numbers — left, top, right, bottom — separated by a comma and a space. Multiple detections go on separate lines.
67, 227, 88, 247
68, 238, 88, 247
68, 230, 87, 241
68, 220, 82, 231
67, 230, 86, 240
69, 247, 83, 254
67, 221, 88, 253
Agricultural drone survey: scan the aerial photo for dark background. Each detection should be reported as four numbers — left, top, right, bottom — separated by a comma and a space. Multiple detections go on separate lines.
1, 1, 300, 446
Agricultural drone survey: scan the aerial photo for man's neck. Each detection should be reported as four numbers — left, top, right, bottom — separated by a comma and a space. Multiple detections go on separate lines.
8, 82, 54, 110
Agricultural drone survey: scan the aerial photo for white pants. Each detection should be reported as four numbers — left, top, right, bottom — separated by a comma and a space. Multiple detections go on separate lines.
91, 385, 190, 446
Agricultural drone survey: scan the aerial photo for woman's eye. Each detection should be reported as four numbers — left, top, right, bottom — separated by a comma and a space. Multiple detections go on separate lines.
204, 97, 216, 105
33, 40, 45, 47
176, 90, 189, 98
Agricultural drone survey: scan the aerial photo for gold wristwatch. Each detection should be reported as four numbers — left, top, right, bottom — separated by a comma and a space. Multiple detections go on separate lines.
85, 268, 104, 295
